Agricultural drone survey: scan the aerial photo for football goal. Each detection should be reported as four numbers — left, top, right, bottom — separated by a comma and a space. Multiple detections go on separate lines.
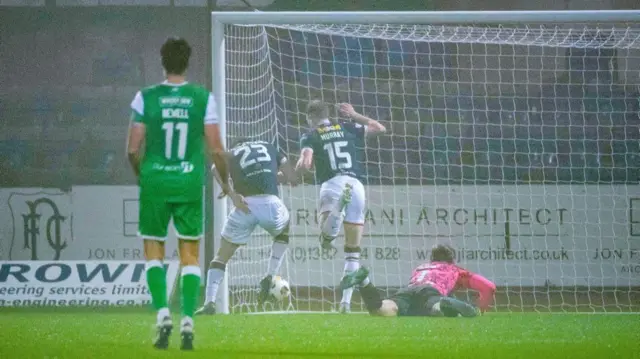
211, 10, 640, 314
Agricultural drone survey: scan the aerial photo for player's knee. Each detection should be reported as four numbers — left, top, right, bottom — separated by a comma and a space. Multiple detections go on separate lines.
274, 227, 290, 244
213, 237, 240, 264
375, 300, 398, 317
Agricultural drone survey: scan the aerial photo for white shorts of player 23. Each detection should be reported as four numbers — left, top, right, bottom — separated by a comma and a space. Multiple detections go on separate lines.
320, 175, 366, 224
222, 195, 290, 245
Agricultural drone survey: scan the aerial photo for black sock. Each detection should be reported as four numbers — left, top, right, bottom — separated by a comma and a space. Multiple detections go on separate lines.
359, 283, 382, 313
425, 296, 442, 313
440, 297, 478, 318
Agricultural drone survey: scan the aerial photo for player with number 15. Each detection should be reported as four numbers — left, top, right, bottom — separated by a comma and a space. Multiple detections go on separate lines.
296, 100, 386, 313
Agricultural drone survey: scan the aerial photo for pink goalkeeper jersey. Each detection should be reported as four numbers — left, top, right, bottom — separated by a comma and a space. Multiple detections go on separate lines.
409, 261, 496, 311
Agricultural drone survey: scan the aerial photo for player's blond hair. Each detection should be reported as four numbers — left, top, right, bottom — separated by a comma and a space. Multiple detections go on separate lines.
306, 99, 330, 123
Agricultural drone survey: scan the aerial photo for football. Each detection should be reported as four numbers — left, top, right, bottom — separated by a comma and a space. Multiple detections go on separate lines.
270, 276, 291, 301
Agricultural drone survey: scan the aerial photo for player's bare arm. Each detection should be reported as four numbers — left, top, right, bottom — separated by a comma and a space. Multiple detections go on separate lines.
210, 157, 249, 213
295, 147, 313, 171
338, 103, 386, 135
210, 155, 230, 198
205, 123, 231, 191
211, 159, 250, 214
126, 119, 145, 178
278, 158, 300, 186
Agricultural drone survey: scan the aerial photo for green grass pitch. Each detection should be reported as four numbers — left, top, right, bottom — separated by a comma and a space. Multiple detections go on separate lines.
0, 308, 637, 358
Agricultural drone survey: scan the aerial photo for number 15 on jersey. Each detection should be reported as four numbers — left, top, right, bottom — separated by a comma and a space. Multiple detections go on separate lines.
323, 141, 352, 170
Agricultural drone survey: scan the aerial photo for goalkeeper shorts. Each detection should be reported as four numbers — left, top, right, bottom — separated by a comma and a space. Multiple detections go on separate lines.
388, 285, 442, 317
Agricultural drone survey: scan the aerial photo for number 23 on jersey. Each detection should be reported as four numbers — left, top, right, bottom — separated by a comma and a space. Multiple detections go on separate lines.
233, 143, 272, 169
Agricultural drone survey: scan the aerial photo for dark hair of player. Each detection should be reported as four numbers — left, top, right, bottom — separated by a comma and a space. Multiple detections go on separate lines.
306, 99, 330, 123
230, 137, 252, 148
160, 37, 192, 75
431, 244, 455, 263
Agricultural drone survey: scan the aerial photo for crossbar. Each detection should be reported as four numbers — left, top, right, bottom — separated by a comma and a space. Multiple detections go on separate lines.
212, 10, 640, 25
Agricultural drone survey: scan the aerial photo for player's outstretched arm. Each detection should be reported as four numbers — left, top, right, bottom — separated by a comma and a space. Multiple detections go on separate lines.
464, 272, 497, 313
278, 159, 300, 186
126, 115, 145, 178
338, 103, 386, 135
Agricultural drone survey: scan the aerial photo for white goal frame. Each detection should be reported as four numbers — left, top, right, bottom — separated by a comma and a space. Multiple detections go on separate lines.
210, 10, 640, 315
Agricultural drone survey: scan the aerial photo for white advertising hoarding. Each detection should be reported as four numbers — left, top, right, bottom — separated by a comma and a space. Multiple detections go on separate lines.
1, 185, 639, 288
0, 261, 179, 307
233, 185, 640, 287
0, 187, 204, 264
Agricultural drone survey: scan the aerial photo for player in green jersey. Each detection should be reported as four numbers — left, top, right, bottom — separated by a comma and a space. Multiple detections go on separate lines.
126, 37, 232, 351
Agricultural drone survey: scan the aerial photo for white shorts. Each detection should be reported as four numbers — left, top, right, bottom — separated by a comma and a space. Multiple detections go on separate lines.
319, 175, 366, 225
221, 195, 290, 245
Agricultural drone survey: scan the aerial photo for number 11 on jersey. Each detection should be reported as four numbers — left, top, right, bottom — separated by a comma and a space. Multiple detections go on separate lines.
162, 122, 188, 160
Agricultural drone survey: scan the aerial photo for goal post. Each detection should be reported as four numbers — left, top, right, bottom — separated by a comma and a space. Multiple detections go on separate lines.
211, 10, 640, 314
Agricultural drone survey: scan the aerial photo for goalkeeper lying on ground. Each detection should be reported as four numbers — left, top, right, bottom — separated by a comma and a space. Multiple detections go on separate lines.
340, 245, 496, 317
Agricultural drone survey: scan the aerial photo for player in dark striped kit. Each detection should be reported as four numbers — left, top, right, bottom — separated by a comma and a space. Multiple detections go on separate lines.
196, 138, 299, 315
296, 101, 386, 313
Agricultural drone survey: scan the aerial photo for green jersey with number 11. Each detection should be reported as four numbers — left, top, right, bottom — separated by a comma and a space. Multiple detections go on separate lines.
130, 81, 216, 202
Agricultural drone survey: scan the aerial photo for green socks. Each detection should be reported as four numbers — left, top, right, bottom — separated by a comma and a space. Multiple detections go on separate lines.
145, 260, 168, 310
181, 265, 202, 318
146, 262, 201, 323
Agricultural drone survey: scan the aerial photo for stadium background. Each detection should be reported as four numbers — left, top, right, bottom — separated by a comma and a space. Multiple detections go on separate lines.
1, 0, 639, 312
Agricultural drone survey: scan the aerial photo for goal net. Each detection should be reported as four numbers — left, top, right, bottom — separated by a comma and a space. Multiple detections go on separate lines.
216, 13, 640, 313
